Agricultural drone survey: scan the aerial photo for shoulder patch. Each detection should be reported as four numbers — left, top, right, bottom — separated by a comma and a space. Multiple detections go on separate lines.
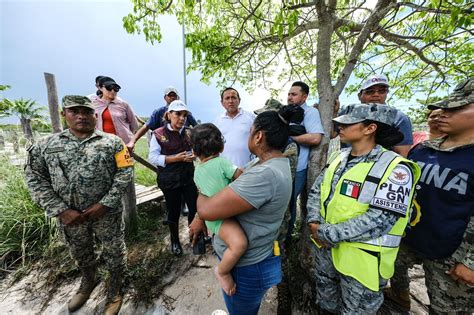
115, 145, 134, 168
371, 164, 413, 216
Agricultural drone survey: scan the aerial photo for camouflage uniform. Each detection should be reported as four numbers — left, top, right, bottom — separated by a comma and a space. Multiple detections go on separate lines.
307, 145, 402, 313
390, 78, 474, 314
25, 110, 133, 271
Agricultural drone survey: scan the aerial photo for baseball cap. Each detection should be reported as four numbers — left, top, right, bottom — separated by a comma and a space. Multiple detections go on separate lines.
164, 86, 179, 96
359, 74, 389, 93
62, 95, 95, 110
167, 100, 188, 112
254, 98, 283, 115
99, 76, 121, 89
333, 103, 397, 126
428, 77, 474, 110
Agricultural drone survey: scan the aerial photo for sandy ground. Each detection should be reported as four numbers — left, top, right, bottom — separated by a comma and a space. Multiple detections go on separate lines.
0, 217, 429, 315
0, 220, 277, 315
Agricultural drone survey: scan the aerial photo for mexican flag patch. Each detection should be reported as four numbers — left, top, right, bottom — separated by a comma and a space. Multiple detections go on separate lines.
340, 179, 361, 199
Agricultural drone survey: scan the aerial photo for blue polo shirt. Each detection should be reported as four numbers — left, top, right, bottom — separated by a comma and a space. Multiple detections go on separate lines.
296, 103, 325, 172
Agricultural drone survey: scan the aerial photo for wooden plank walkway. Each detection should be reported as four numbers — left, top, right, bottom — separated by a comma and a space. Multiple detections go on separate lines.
135, 184, 164, 205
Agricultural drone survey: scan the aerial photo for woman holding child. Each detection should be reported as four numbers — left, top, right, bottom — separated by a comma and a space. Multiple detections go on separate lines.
189, 108, 295, 315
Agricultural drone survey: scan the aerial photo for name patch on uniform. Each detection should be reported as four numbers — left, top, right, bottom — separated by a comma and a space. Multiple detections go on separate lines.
371, 164, 413, 216
115, 146, 133, 168
340, 179, 361, 199
46, 147, 65, 153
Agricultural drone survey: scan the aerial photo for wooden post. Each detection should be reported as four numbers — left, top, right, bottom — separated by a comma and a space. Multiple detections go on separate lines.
44, 73, 62, 133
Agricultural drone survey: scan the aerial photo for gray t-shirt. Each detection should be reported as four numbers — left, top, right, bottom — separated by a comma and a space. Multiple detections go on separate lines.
213, 157, 292, 267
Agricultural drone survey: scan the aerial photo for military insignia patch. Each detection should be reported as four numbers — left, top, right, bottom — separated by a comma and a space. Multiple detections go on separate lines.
340, 179, 361, 199
371, 164, 413, 216
46, 147, 65, 153
115, 145, 134, 168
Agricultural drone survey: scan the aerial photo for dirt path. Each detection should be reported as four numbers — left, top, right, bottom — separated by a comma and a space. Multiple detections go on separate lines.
0, 217, 429, 315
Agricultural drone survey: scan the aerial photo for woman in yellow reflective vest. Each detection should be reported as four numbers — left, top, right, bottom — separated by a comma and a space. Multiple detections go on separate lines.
307, 103, 420, 314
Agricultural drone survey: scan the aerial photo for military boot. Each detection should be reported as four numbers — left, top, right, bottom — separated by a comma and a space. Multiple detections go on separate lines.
68, 266, 98, 312
383, 287, 411, 311
169, 222, 183, 256
104, 270, 124, 315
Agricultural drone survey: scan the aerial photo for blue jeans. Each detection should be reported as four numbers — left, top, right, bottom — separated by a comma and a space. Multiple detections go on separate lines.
222, 254, 282, 315
286, 168, 307, 243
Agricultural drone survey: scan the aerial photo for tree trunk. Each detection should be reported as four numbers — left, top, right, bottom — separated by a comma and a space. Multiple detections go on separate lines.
288, 1, 397, 312
44, 72, 63, 133
20, 117, 34, 140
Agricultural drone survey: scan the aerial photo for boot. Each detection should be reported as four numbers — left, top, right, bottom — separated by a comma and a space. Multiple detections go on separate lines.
383, 286, 411, 311
68, 266, 99, 312
276, 281, 292, 315
181, 200, 189, 217
104, 270, 124, 315
169, 222, 183, 256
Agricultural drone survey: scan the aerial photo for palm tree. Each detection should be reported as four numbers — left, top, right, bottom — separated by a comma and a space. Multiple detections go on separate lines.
0, 98, 46, 140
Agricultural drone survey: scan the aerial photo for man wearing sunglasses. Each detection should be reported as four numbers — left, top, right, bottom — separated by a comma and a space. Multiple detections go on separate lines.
337, 74, 414, 157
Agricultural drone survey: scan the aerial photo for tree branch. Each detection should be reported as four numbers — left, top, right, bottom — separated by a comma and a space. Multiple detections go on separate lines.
333, 0, 396, 97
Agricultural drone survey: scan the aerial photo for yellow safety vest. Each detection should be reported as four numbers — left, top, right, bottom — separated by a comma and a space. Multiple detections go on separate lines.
320, 150, 421, 292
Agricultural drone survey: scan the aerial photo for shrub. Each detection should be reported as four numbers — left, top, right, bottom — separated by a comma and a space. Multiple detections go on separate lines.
0, 156, 57, 275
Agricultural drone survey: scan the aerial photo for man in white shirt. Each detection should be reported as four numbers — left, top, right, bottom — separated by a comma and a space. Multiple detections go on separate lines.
213, 87, 256, 167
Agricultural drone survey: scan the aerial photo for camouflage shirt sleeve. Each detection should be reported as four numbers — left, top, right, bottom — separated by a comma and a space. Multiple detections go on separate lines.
451, 216, 473, 270
317, 208, 398, 246
99, 140, 134, 209
307, 170, 326, 224
24, 141, 69, 217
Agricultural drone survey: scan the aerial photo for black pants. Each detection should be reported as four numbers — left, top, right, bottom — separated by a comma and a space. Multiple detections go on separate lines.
161, 183, 198, 225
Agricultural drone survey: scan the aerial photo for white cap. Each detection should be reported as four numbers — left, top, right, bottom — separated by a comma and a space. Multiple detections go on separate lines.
359, 74, 389, 93
167, 100, 188, 112
164, 86, 179, 96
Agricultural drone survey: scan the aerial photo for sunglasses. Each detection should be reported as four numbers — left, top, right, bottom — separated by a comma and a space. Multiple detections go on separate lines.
105, 85, 120, 92
362, 88, 388, 95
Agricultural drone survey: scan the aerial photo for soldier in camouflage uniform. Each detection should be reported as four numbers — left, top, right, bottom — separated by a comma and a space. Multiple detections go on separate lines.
386, 78, 474, 314
24, 95, 133, 315
254, 99, 304, 314
307, 104, 420, 313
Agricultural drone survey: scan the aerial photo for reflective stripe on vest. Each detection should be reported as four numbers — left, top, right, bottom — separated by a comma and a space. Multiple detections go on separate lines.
360, 234, 402, 248
358, 151, 397, 203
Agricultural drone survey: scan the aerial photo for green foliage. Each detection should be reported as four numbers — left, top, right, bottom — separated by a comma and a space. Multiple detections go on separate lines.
123, 0, 473, 101
0, 85, 11, 91
0, 98, 46, 121
134, 138, 156, 186
0, 157, 58, 275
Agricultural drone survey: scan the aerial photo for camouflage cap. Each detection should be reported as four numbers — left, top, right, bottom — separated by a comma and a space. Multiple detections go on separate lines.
254, 98, 283, 115
428, 77, 474, 110
333, 103, 397, 126
62, 95, 95, 110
